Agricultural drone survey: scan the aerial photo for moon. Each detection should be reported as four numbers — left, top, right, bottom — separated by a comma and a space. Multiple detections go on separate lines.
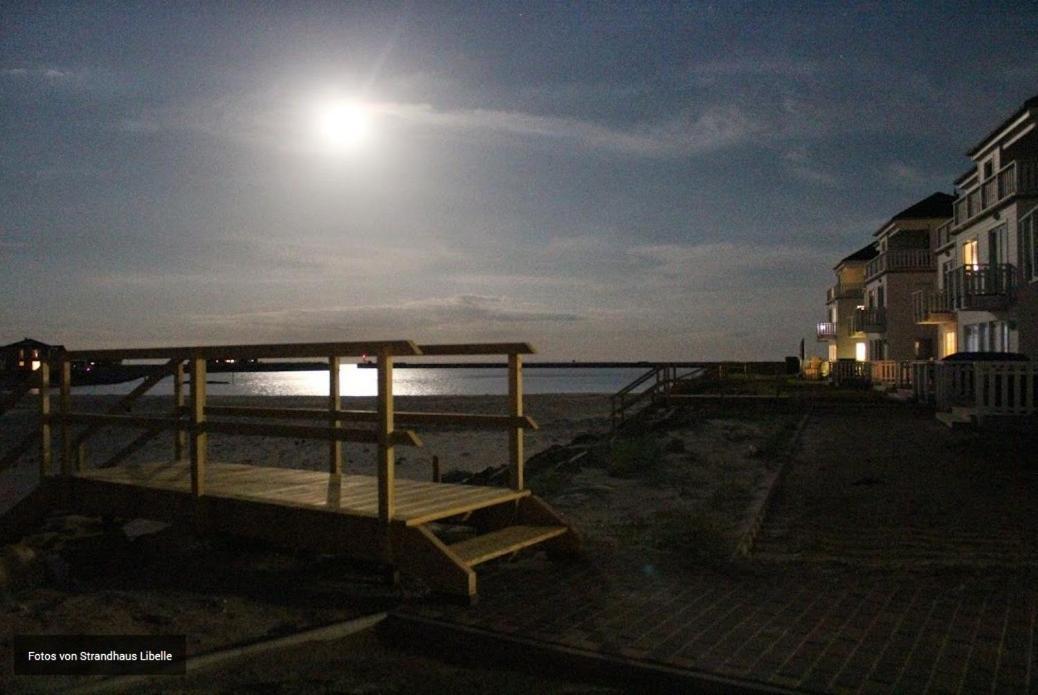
315, 99, 371, 152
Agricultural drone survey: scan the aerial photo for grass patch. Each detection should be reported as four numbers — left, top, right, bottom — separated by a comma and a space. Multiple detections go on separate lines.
607, 436, 663, 479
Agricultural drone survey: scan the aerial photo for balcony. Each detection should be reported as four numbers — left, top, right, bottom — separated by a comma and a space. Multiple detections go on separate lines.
816, 321, 837, 341
945, 264, 1016, 310
826, 282, 864, 304
953, 159, 1038, 229
865, 249, 934, 280
912, 289, 954, 324
851, 307, 886, 334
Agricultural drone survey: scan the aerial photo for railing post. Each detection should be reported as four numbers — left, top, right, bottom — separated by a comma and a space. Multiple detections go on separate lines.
38, 361, 51, 477
377, 349, 395, 524
190, 355, 207, 497
508, 353, 524, 491
329, 355, 342, 477
59, 355, 71, 475
173, 360, 186, 461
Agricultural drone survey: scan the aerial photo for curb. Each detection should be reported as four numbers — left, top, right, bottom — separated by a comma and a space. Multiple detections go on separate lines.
66, 612, 387, 694
382, 612, 799, 694
733, 411, 811, 558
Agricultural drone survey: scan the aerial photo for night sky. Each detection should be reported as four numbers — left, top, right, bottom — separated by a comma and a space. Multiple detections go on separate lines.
2, 2, 1037, 359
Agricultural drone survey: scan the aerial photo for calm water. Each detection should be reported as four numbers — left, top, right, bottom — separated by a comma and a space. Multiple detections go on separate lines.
79, 365, 653, 397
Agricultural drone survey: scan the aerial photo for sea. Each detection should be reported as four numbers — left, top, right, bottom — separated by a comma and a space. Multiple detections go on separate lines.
78, 365, 654, 398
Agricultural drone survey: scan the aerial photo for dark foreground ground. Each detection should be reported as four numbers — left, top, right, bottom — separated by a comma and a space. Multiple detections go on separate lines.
2, 389, 1037, 693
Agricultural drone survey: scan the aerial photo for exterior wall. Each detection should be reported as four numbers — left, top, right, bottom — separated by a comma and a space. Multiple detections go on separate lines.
951, 198, 1038, 355
829, 260, 867, 360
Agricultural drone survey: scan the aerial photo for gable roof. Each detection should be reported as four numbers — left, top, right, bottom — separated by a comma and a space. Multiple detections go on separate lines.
0, 337, 65, 352
873, 192, 954, 236
836, 243, 877, 267
966, 94, 1038, 157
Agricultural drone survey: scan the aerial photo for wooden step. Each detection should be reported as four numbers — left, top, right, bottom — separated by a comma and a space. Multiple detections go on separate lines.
449, 524, 568, 566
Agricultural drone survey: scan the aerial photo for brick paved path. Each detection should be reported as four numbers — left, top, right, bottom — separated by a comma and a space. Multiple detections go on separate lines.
401, 408, 1038, 693
402, 556, 1037, 693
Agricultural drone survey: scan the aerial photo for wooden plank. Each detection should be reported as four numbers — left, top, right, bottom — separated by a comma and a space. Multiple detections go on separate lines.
190, 356, 207, 497
416, 342, 536, 356
328, 355, 342, 475
202, 420, 420, 446
392, 525, 476, 599
403, 489, 530, 527
64, 340, 422, 361
449, 525, 567, 566
174, 361, 186, 461
38, 362, 51, 477
508, 353, 524, 491
517, 495, 582, 556
204, 405, 538, 430
377, 349, 395, 525
59, 357, 71, 475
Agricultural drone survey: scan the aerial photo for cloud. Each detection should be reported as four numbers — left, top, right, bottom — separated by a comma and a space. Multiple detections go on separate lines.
382, 101, 762, 156
188, 294, 584, 342
1, 66, 74, 80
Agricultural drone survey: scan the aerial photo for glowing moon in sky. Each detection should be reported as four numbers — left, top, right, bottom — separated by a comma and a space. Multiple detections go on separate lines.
315, 99, 371, 151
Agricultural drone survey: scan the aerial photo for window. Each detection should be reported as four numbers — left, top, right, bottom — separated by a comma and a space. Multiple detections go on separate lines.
943, 331, 956, 357
987, 223, 1007, 265
855, 342, 867, 362
983, 159, 993, 180
828, 344, 837, 362
962, 238, 978, 269
1021, 210, 1037, 282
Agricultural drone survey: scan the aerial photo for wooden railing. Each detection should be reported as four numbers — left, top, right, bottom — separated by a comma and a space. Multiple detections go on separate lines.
912, 289, 954, 324
934, 219, 954, 249
923, 361, 1037, 418
829, 360, 869, 386
610, 364, 705, 428
870, 360, 913, 388
865, 249, 934, 280
826, 282, 864, 303
953, 159, 1038, 228
974, 363, 1038, 417
5, 340, 539, 530
851, 307, 886, 334
945, 264, 1015, 309
816, 321, 837, 341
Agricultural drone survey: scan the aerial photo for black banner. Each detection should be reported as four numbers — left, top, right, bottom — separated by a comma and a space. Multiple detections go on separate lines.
13, 635, 187, 675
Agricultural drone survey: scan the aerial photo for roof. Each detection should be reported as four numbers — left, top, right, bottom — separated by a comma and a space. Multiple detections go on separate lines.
873, 192, 955, 236
835, 243, 877, 267
0, 337, 65, 351
966, 94, 1038, 157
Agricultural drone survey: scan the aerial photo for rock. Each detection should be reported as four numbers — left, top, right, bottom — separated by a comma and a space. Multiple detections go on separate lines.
747, 444, 761, 457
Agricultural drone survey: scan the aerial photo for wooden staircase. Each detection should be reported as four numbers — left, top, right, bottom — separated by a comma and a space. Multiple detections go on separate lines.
393, 493, 579, 603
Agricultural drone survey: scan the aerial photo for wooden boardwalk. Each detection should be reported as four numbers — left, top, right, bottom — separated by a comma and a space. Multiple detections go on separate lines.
1, 339, 580, 601
76, 461, 530, 527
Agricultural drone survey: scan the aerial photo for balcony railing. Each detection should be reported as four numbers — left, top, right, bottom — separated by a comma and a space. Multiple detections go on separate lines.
826, 282, 864, 304
851, 307, 886, 334
953, 159, 1038, 229
816, 321, 837, 341
865, 249, 934, 280
912, 289, 954, 324
945, 264, 1015, 310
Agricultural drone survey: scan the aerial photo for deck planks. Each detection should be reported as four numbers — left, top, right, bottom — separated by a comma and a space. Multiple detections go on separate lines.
75, 461, 526, 525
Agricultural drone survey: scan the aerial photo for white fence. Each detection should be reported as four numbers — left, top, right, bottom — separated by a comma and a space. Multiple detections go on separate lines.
920, 361, 1038, 417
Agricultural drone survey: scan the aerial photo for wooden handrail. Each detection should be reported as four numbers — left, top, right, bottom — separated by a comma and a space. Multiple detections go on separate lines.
204, 405, 538, 430
56, 411, 422, 446
416, 342, 536, 356
64, 339, 422, 361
